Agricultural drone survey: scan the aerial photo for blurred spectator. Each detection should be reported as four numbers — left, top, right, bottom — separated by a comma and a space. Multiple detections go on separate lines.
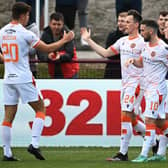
77, 0, 89, 46
55, 0, 89, 46
163, 17, 168, 79
16, 0, 44, 78
55, 0, 77, 30
115, 0, 142, 18
157, 11, 168, 79
16, 0, 44, 28
26, 23, 40, 78
164, 18, 168, 39
38, 12, 79, 79
104, 12, 127, 79
157, 11, 168, 42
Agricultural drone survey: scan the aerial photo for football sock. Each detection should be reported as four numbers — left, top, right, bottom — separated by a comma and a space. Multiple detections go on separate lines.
157, 135, 168, 156
141, 124, 156, 157
119, 122, 132, 155
31, 112, 45, 148
2, 122, 12, 157
157, 122, 168, 155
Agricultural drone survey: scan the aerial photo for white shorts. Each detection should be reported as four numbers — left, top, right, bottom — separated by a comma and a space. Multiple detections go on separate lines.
144, 92, 166, 119
121, 86, 143, 112
3, 82, 42, 105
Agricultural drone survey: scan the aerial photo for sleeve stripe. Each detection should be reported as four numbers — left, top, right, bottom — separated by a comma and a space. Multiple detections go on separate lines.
110, 46, 119, 55
33, 39, 40, 48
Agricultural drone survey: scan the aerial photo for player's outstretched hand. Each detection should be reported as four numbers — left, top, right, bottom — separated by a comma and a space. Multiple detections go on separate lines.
81, 28, 91, 42
63, 31, 75, 43
125, 58, 134, 67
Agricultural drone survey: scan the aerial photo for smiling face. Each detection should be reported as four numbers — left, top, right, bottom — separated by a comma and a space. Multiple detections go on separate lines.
158, 15, 165, 30
157, 14, 168, 34
117, 15, 127, 33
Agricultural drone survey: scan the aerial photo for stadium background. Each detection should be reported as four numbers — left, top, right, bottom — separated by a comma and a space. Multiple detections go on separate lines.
1, 0, 168, 79
0, 1, 168, 167
0, 0, 168, 47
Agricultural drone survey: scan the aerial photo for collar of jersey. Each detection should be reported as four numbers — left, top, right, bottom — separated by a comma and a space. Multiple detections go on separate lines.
10, 21, 19, 25
149, 39, 160, 47
128, 34, 139, 40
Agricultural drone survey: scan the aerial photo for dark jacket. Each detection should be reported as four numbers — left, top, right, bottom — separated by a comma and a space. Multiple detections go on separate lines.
158, 30, 168, 79
104, 28, 126, 79
158, 30, 168, 44
38, 26, 79, 78
56, 0, 77, 6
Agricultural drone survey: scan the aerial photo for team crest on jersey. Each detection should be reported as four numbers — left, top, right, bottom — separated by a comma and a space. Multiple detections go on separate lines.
151, 51, 156, 57
130, 43, 136, 48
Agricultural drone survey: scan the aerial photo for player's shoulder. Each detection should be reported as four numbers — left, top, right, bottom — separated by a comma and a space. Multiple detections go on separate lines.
159, 39, 167, 46
138, 34, 145, 41
131, 34, 145, 44
158, 39, 168, 51
1, 23, 28, 34
18, 25, 37, 39
17, 24, 31, 33
120, 35, 128, 41
0, 23, 11, 37
115, 36, 128, 44
120, 34, 144, 42
134, 35, 145, 48
0, 23, 11, 32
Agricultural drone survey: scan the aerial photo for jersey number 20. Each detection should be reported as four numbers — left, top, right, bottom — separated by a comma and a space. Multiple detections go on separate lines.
2, 43, 19, 62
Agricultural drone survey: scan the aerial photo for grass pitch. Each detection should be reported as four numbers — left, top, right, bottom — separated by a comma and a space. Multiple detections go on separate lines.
0, 147, 167, 168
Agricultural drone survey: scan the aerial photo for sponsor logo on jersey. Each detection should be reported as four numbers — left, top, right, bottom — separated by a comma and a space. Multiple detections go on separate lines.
5, 29, 16, 34
151, 51, 156, 57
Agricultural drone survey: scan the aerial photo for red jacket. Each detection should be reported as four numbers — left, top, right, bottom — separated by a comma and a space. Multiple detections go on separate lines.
48, 48, 79, 78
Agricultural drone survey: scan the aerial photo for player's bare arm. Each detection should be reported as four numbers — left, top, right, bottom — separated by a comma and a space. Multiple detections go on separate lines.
81, 28, 117, 58
125, 57, 143, 68
0, 53, 4, 62
35, 31, 74, 53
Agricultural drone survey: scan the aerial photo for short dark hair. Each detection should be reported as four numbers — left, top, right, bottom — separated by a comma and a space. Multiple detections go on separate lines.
141, 19, 159, 33
159, 11, 168, 17
127, 9, 142, 23
50, 12, 64, 22
118, 12, 128, 18
12, 2, 31, 20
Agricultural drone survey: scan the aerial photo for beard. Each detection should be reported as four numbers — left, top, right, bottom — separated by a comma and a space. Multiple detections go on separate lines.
144, 34, 151, 42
